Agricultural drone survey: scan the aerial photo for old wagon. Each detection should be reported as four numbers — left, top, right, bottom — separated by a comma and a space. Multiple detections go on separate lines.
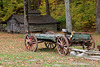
24, 30, 95, 55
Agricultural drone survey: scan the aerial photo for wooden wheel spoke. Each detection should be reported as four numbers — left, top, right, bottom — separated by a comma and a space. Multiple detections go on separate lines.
61, 49, 63, 54
51, 44, 55, 47
50, 44, 52, 48
45, 42, 56, 49
57, 36, 69, 55
57, 41, 61, 45
25, 34, 38, 52
58, 38, 62, 44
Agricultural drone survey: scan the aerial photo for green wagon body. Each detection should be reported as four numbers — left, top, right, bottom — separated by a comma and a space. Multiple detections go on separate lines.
67, 34, 91, 42
35, 33, 91, 42
35, 34, 63, 42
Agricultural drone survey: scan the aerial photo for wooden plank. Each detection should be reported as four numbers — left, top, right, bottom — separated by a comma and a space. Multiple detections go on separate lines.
85, 51, 100, 55
70, 48, 88, 52
35, 34, 64, 37
84, 56, 100, 61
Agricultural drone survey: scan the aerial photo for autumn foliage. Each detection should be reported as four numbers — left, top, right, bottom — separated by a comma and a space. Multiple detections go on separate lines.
0, 0, 96, 31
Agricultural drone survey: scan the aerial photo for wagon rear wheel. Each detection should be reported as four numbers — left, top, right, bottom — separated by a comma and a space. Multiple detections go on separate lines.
44, 42, 56, 49
87, 35, 95, 50
25, 34, 38, 52
57, 36, 69, 55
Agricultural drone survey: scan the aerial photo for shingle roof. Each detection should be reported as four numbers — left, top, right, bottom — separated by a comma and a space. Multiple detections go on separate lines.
13, 14, 58, 24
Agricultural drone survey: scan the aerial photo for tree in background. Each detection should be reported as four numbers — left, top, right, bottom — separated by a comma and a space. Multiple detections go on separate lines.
0, 0, 23, 21
23, 0, 29, 33
45, 0, 50, 15
96, 0, 100, 33
0, 0, 96, 32
0, 0, 3, 11
64, 0, 72, 32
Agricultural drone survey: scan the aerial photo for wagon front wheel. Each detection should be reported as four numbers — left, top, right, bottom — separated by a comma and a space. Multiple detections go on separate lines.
44, 42, 56, 49
25, 34, 38, 52
57, 36, 69, 55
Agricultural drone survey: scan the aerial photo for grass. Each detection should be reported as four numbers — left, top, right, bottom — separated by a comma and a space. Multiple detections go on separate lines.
0, 32, 100, 67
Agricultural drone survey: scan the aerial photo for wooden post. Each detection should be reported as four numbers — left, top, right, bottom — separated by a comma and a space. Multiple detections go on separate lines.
37, 0, 40, 9
64, 0, 72, 32
96, 0, 100, 33
23, 0, 29, 33
45, 0, 50, 16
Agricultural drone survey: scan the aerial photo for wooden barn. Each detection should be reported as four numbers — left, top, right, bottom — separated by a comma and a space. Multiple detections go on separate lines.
0, 0, 59, 33
2, 13, 58, 33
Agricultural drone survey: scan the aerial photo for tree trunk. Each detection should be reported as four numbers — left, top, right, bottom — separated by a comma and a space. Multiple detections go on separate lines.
33, 0, 36, 10
96, 0, 100, 33
23, 0, 29, 33
64, 0, 72, 32
45, 0, 50, 16
1, 0, 3, 11
28, 0, 31, 11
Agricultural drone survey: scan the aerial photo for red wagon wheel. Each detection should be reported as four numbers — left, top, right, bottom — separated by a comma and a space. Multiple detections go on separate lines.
25, 34, 38, 52
87, 35, 95, 50
44, 42, 56, 49
57, 36, 69, 55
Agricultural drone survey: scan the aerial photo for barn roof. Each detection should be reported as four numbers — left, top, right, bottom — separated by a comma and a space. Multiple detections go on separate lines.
13, 14, 58, 24
0, 14, 58, 24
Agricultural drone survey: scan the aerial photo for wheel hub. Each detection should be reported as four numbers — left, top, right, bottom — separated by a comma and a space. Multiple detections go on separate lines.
27, 39, 32, 46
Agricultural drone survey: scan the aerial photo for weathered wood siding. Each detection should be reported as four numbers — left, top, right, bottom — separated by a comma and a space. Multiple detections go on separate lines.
0, 24, 2, 30
20, 24, 57, 33
20, 24, 24, 33
5, 17, 20, 33
29, 24, 57, 32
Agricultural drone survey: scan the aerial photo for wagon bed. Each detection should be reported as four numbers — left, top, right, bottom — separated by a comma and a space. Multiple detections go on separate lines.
24, 32, 95, 55
35, 34, 64, 42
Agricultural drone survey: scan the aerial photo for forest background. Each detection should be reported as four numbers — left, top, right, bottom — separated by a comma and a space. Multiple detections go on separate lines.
0, 0, 96, 32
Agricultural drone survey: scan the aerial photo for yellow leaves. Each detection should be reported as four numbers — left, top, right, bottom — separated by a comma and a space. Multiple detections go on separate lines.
83, 21, 89, 24
86, 1, 91, 5
92, 23, 96, 28
16, 3, 23, 8
11, 0, 17, 3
